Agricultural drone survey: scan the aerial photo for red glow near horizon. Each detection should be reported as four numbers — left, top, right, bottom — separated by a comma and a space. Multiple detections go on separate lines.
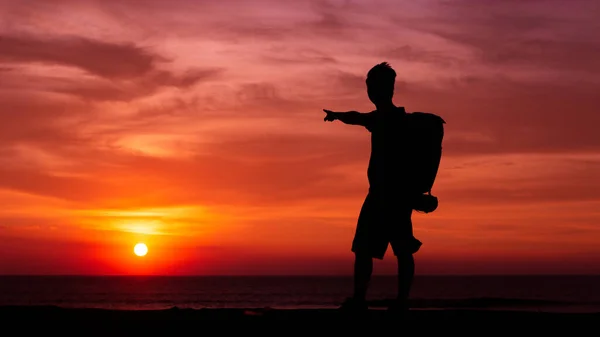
0, 0, 599, 275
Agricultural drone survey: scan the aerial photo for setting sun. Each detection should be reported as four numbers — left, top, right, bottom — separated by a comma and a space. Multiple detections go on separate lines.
134, 243, 148, 257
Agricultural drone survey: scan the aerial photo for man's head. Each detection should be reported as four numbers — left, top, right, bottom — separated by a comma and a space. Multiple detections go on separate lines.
366, 62, 396, 105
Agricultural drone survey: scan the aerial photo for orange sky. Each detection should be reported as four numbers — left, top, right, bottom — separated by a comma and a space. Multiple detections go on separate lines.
0, 0, 599, 275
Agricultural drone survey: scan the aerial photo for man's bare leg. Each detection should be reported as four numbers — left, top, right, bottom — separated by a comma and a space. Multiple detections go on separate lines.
353, 253, 373, 301
396, 253, 415, 308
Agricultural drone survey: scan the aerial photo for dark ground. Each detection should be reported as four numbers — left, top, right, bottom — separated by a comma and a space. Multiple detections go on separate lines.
2, 306, 599, 336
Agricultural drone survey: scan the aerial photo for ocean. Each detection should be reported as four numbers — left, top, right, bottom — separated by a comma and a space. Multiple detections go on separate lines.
1, 275, 599, 313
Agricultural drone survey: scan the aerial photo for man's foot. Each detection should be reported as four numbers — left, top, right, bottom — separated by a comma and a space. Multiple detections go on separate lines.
338, 297, 368, 313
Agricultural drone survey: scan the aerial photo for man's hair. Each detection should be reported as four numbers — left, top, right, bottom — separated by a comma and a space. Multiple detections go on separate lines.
366, 62, 396, 96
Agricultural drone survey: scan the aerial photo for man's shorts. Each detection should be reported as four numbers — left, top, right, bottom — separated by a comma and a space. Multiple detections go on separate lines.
351, 191, 422, 259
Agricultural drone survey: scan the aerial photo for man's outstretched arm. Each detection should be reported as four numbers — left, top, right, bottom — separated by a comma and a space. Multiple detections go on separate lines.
323, 109, 373, 127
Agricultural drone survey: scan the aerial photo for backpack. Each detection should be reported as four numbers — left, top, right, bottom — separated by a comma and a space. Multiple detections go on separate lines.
404, 112, 445, 213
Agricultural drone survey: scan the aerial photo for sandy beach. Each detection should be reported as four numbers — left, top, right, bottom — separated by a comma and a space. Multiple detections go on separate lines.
2, 305, 599, 335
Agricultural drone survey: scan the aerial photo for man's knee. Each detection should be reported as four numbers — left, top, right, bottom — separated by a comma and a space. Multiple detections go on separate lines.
354, 253, 373, 264
396, 252, 414, 262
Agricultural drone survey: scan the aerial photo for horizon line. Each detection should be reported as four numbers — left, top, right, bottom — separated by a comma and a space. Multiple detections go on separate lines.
2, 274, 599, 277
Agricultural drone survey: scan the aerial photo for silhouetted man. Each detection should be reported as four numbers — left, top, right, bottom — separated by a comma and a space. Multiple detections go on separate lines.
323, 62, 422, 314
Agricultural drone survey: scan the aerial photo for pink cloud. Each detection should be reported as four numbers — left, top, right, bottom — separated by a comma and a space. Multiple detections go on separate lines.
0, 34, 160, 78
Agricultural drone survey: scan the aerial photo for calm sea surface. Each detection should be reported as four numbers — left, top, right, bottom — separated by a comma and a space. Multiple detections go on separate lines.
1, 275, 599, 313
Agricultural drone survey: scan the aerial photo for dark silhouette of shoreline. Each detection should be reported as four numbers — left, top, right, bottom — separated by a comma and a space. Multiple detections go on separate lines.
2, 305, 598, 335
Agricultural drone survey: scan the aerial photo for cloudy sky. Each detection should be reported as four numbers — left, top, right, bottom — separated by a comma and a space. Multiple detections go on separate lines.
0, 0, 599, 275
